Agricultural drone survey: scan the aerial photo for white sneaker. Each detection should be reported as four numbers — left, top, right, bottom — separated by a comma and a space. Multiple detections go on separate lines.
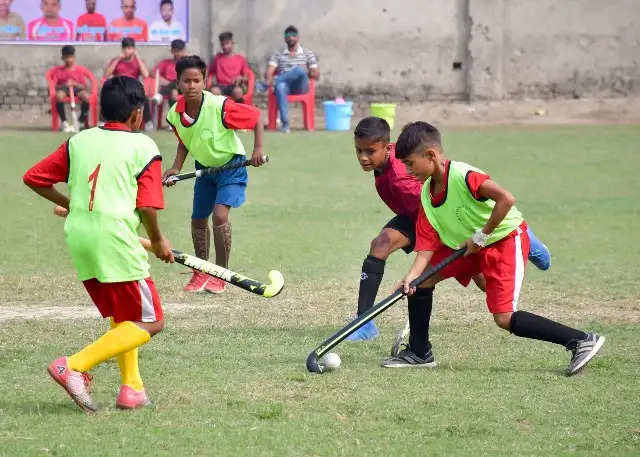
61, 121, 73, 133
144, 121, 154, 132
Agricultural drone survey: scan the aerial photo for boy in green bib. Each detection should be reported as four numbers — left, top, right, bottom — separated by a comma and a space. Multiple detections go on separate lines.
23, 76, 174, 412
164, 55, 266, 293
386, 121, 604, 376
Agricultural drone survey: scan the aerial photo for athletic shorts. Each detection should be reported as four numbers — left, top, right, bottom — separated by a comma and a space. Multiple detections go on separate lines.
192, 155, 248, 219
82, 277, 163, 323
383, 214, 416, 253
429, 222, 530, 314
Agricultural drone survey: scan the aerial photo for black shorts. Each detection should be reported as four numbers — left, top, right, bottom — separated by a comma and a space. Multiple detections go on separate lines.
383, 214, 416, 254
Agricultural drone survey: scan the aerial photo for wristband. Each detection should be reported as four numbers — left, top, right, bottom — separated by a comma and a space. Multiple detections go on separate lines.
472, 229, 490, 247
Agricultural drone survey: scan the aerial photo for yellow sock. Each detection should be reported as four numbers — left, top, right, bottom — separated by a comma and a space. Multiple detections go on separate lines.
68, 321, 150, 373
110, 319, 144, 391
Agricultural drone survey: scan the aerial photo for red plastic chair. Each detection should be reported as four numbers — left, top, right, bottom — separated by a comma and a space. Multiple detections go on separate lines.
206, 67, 256, 105
46, 65, 98, 131
267, 78, 315, 131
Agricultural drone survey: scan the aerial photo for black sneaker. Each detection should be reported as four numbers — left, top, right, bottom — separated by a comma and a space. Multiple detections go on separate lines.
566, 332, 605, 376
381, 345, 437, 368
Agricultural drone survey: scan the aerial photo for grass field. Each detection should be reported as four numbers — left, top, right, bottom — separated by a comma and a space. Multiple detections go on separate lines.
1, 125, 639, 456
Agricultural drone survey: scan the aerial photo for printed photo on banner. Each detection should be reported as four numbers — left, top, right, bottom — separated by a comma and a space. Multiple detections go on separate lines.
0, 0, 189, 44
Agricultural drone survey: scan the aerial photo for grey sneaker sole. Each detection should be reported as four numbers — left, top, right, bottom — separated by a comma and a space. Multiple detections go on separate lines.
568, 335, 605, 376
381, 359, 437, 368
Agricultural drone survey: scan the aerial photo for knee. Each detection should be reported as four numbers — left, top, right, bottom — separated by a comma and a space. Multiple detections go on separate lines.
369, 233, 393, 260
56, 91, 66, 102
210, 86, 222, 95
275, 82, 288, 95
493, 312, 513, 330
212, 209, 229, 226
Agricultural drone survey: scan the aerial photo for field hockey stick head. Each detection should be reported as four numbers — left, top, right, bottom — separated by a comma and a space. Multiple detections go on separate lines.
306, 351, 324, 374
263, 270, 285, 297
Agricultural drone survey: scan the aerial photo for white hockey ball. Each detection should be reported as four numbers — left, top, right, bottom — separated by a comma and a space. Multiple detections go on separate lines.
320, 352, 341, 370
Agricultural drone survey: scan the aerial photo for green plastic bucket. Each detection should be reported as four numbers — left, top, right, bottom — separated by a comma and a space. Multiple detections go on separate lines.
370, 103, 397, 128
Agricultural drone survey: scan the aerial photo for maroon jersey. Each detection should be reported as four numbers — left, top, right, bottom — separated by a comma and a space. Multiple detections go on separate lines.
374, 144, 422, 222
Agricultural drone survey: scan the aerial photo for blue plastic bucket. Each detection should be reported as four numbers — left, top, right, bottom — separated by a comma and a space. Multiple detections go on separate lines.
323, 100, 353, 131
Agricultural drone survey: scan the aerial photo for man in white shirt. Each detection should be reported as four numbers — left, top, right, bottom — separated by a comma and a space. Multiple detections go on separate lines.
149, 0, 185, 42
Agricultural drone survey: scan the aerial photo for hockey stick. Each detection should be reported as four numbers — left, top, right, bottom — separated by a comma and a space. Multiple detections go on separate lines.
139, 237, 284, 298
390, 318, 410, 357
306, 248, 465, 373
151, 69, 161, 130
163, 155, 269, 185
69, 86, 80, 133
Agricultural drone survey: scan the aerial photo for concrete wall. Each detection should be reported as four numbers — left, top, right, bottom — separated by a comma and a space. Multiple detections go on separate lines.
1, 0, 639, 110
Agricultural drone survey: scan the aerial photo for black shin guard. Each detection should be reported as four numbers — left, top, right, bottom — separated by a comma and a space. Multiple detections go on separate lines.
356, 256, 385, 315
408, 287, 434, 357
510, 311, 587, 348
56, 102, 66, 121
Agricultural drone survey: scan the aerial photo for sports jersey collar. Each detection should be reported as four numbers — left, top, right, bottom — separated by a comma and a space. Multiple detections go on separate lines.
282, 44, 304, 55
429, 160, 451, 207
102, 122, 131, 131
175, 93, 204, 113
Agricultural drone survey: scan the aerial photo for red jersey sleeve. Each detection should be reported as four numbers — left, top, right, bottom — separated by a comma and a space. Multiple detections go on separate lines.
136, 157, 164, 209
222, 99, 260, 130
465, 171, 491, 200
23, 142, 70, 187
414, 206, 442, 252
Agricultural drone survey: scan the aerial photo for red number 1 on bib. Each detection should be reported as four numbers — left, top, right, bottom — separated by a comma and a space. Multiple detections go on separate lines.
88, 164, 101, 211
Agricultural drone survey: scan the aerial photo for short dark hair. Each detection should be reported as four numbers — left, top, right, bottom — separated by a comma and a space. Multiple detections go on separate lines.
171, 39, 185, 50
176, 55, 207, 79
354, 117, 390, 143
160, 0, 173, 6
284, 25, 298, 35
100, 76, 146, 122
218, 31, 232, 42
61, 45, 75, 57
395, 121, 442, 159
121, 37, 135, 48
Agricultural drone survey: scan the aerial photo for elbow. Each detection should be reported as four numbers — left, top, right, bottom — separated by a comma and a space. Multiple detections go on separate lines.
504, 192, 516, 208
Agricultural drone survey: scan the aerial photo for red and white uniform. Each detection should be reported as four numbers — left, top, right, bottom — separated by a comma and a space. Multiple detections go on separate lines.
27, 17, 74, 41
110, 57, 143, 79
374, 144, 422, 222
415, 160, 529, 314
153, 58, 177, 82
22, 123, 165, 323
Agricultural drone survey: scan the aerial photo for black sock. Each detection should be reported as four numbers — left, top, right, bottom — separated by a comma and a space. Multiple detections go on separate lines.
510, 310, 587, 348
356, 256, 385, 315
408, 287, 434, 358
56, 102, 66, 121
143, 100, 151, 122
80, 102, 89, 118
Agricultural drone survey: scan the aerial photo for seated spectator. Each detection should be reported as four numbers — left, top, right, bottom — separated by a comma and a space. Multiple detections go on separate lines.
108, 0, 148, 42
152, 38, 186, 108
266, 25, 319, 133
76, 0, 107, 41
105, 38, 153, 130
150, 0, 185, 42
0, 0, 25, 40
207, 31, 249, 103
51, 45, 91, 132
27, 0, 74, 41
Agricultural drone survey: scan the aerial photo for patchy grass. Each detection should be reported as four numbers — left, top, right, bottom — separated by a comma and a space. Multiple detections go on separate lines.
1, 125, 639, 456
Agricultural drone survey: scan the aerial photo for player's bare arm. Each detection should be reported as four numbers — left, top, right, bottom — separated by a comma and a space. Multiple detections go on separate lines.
251, 113, 266, 167
104, 57, 120, 78
135, 51, 150, 78
462, 179, 516, 256
138, 206, 174, 263
26, 184, 69, 211
399, 250, 434, 295
163, 142, 188, 186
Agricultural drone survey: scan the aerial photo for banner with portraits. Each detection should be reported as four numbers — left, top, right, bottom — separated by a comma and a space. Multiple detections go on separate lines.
0, 0, 190, 44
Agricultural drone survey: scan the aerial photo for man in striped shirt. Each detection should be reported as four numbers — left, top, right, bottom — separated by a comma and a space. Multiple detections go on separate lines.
266, 25, 319, 133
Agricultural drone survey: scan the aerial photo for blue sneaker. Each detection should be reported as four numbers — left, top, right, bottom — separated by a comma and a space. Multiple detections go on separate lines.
346, 320, 379, 341
527, 227, 551, 270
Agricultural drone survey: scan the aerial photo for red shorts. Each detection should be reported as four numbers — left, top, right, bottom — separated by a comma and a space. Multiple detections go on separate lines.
82, 277, 164, 323
429, 222, 530, 314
